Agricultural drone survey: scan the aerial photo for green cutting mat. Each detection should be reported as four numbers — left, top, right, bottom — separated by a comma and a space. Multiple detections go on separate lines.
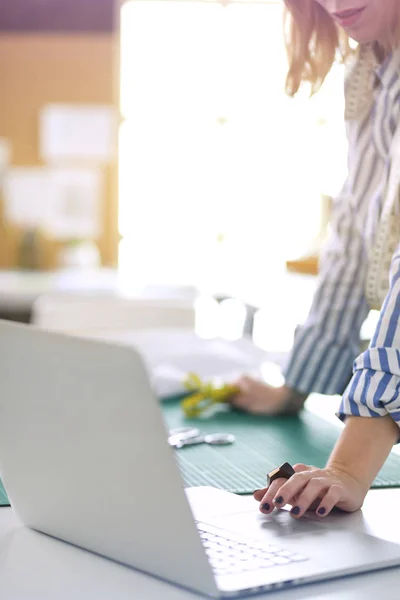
1, 400, 399, 506
0, 479, 8, 506
162, 399, 400, 493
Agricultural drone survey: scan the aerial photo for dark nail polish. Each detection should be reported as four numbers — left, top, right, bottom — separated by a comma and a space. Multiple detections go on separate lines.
291, 506, 301, 516
318, 507, 326, 515
261, 502, 271, 511
274, 496, 284, 505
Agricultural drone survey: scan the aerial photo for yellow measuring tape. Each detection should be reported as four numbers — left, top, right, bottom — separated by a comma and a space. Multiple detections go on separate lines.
181, 372, 239, 418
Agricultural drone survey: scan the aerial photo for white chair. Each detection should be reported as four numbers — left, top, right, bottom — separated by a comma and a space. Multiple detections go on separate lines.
32, 292, 196, 333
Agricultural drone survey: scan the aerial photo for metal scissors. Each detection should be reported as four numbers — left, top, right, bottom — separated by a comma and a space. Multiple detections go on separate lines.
168, 427, 235, 449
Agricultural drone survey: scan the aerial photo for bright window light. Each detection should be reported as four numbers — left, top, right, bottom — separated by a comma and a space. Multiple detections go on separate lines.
119, 0, 347, 295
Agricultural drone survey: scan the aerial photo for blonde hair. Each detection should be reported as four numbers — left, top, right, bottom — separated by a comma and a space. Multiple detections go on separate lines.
283, 0, 400, 97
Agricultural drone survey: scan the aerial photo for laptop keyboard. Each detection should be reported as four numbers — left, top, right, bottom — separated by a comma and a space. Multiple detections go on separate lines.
198, 528, 309, 576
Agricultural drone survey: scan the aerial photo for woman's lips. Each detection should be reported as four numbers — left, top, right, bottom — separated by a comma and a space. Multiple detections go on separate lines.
333, 6, 366, 28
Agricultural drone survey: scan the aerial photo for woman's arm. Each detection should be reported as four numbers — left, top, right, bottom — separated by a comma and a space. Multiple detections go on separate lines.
256, 246, 400, 518
232, 190, 372, 414
232, 112, 383, 415
282, 111, 382, 398
339, 247, 400, 422
328, 415, 399, 493
255, 415, 399, 519
283, 177, 373, 397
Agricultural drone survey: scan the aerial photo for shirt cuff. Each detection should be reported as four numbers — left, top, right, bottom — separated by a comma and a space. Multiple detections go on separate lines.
337, 348, 400, 424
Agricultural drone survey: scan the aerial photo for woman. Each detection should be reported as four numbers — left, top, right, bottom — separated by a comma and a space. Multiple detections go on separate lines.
233, 0, 400, 518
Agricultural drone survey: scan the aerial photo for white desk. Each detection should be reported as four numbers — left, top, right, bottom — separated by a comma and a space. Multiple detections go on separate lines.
0, 268, 316, 313
1, 489, 400, 600
0, 269, 120, 311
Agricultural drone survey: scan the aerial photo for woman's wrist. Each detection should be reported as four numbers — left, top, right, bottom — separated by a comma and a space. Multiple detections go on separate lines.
327, 415, 398, 491
278, 386, 308, 415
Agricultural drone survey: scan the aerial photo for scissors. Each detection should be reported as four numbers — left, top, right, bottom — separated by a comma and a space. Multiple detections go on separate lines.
168, 427, 235, 449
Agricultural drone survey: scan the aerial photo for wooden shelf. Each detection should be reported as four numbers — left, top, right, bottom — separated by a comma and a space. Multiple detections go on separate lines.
286, 254, 319, 276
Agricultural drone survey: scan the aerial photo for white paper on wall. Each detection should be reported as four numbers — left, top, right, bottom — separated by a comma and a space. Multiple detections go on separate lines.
44, 167, 103, 240
3, 166, 103, 240
3, 168, 51, 228
40, 104, 117, 163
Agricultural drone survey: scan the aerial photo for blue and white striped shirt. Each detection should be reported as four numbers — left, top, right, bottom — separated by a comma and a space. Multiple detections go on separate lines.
283, 44, 400, 425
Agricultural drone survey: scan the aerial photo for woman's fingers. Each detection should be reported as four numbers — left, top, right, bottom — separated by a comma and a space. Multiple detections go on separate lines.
256, 465, 360, 519
229, 377, 254, 409
229, 379, 290, 415
253, 487, 268, 502
293, 463, 309, 474
259, 478, 288, 514
287, 477, 331, 518
254, 466, 315, 511
316, 484, 344, 517
255, 465, 345, 519
268, 469, 318, 509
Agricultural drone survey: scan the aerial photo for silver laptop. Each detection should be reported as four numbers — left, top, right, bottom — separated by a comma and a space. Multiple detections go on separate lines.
1, 319, 400, 598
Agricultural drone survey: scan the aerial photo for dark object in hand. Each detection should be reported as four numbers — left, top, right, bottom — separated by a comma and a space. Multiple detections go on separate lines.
267, 462, 295, 487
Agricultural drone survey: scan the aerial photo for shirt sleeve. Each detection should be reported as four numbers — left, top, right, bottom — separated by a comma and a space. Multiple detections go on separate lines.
338, 245, 400, 423
283, 114, 382, 396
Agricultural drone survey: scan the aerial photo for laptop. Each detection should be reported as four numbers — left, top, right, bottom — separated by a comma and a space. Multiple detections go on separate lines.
1, 319, 400, 598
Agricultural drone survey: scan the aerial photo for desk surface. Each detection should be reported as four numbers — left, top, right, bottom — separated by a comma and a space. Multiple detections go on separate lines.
1, 488, 400, 600
0, 269, 120, 309
0, 269, 317, 310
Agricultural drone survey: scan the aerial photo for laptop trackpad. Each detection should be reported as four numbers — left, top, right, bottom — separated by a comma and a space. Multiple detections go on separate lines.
204, 509, 400, 573
205, 508, 324, 541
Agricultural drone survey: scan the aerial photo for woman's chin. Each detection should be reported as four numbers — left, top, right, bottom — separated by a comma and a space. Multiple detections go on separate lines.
341, 25, 386, 46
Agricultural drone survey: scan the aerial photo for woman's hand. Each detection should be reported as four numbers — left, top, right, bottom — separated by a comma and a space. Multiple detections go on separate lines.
230, 378, 306, 415
254, 463, 367, 519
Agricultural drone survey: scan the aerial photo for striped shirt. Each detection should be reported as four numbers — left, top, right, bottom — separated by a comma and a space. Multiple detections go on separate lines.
283, 44, 400, 424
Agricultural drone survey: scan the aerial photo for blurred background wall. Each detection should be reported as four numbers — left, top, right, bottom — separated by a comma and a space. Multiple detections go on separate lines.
0, 0, 118, 269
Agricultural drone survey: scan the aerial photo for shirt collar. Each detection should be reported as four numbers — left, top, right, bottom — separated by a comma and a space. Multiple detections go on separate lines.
344, 43, 377, 119
345, 43, 400, 120
374, 46, 400, 92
